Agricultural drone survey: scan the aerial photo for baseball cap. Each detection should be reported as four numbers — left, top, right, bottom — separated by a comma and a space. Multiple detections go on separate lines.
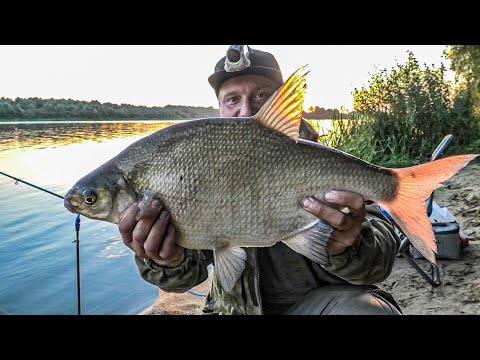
208, 46, 284, 97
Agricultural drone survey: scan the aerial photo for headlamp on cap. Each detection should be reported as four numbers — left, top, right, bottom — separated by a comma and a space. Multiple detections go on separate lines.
208, 45, 284, 96
225, 45, 253, 73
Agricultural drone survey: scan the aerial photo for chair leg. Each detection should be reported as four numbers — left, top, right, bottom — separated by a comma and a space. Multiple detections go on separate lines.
394, 226, 442, 287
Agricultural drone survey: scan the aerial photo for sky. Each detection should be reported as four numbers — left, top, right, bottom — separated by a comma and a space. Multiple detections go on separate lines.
0, 45, 452, 112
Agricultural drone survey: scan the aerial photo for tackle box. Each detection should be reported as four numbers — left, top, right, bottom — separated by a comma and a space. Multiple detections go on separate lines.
411, 222, 462, 260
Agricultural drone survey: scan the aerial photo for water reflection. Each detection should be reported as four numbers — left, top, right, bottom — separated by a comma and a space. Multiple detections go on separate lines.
0, 121, 178, 187
0, 121, 176, 152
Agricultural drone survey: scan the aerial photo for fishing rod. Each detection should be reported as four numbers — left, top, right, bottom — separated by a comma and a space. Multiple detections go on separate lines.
1, 170, 207, 307
0, 171, 64, 200
0, 171, 82, 315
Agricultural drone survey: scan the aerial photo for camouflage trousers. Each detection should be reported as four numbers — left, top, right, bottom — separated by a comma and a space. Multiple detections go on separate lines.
283, 285, 402, 315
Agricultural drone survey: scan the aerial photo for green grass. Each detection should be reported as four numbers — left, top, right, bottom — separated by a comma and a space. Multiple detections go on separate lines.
308, 115, 480, 169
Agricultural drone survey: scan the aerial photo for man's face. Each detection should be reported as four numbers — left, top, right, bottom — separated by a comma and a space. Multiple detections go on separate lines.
218, 74, 280, 118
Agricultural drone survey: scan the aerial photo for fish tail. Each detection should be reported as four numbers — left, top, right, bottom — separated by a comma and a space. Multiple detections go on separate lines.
378, 154, 477, 263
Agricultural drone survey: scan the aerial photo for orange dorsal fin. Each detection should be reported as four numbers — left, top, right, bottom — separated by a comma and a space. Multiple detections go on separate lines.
253, 65, 309, 142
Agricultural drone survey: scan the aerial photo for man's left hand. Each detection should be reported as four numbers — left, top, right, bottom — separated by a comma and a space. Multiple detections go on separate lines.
302, 191, 366, 256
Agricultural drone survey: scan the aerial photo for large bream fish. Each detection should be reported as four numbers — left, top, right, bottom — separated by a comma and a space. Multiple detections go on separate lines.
64, 67, 477, 292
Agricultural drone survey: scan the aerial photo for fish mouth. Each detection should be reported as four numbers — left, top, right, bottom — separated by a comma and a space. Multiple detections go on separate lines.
64, 191, 79, 214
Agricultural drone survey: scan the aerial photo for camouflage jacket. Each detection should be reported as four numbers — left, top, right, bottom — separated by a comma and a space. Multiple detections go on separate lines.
135, 204, 400, 315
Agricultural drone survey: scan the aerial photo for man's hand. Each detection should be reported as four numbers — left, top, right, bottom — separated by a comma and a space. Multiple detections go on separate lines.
302, 191, 367, 256
118, 199, 185, 267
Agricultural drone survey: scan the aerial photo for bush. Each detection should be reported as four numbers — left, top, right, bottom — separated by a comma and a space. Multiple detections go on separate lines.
311, 51, 480, 167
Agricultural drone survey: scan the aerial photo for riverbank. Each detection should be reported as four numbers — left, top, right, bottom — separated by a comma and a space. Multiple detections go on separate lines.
141, 273, 212, 315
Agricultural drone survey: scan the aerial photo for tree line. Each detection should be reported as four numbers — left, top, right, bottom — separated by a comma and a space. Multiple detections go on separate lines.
0, 97, 221, 120
0, 97, 350, 121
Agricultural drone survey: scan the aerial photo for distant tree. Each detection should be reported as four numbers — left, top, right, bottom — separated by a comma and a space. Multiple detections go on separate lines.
447, 45, 480, 120
0, 97, 220, 120
447, 45, 480, 88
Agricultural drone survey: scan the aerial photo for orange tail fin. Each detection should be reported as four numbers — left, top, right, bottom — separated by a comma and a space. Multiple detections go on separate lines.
378, 155, 478, 263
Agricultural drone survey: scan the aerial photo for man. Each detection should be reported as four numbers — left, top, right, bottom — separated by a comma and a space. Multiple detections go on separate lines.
119, 46, 402, 315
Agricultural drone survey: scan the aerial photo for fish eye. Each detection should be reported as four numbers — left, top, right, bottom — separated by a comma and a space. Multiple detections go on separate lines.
82, 189, 97, 205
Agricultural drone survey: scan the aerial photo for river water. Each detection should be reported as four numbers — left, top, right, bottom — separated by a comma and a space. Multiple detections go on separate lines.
0, 121, 176, 315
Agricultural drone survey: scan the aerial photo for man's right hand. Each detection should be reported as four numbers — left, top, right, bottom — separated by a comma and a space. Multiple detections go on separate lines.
119, 199, 185, 268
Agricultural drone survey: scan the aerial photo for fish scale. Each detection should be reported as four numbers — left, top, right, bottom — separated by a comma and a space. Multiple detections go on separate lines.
110, 118, 393, 249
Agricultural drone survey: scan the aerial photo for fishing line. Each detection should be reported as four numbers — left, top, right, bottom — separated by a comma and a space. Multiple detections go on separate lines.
0, 305, 12, 315
0, 171, 82, 315
0, 170, 208, 308
74, 214, 82, 315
